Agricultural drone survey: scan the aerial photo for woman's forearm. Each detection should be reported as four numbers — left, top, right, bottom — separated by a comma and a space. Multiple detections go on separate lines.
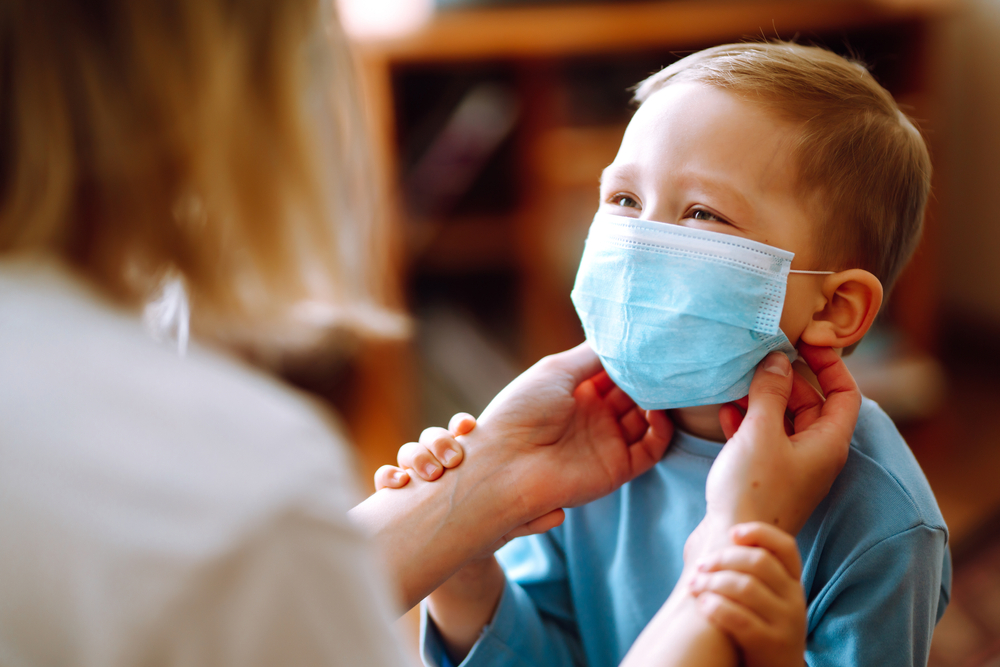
348, 428, 525, 612
622, 566, 738, 667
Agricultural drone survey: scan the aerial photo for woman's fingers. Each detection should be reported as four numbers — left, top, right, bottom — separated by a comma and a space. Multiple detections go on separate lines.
542, 341, 603, 388
504, 509, 566, 540
374, 465, 409, 491
618, 406, 650, 444
627, 409, 674, 472
590, 370, 616, 397
797, 344, 862, 438
743, 353, 795, 427
787, 363, 825, 433
605, 385, 638, 418
718, 403, 745, 441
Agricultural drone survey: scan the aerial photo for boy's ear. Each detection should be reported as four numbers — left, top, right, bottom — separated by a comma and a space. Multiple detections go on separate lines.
799, 269, 883, 349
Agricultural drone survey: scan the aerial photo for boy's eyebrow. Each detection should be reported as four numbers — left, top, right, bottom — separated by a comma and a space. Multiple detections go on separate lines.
682, 172, 754, 221
599, 163, 640, 188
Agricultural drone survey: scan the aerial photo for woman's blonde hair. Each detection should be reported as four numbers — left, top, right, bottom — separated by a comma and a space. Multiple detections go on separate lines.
635, 41, 931, 295
0, 0, 405, 352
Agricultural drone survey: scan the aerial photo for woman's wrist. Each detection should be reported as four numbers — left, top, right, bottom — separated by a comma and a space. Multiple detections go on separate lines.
685, 513, 740, 565
622, 564, 737, 667
349, 424, 529, 611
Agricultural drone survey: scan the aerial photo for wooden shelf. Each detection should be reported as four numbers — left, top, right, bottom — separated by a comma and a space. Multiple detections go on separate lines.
354, 0, 957, 62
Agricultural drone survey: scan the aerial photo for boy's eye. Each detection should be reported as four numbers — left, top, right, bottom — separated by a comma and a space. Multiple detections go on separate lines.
611, 194, 640, 209
688, 208, 726, 223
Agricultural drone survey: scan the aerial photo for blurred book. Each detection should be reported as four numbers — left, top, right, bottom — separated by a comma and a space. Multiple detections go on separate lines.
405, 82, 519, 219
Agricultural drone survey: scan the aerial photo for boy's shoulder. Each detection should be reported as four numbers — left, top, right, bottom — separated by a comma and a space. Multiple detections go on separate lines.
834, 396, 947, 535
798, 397, 952, 642
796, 396, 949, 611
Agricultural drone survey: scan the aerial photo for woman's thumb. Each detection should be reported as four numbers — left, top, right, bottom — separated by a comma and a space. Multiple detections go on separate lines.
744, 352, 794, 423
545, 341, 604, 387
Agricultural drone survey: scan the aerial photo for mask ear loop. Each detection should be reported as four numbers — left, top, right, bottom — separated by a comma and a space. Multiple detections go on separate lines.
788, 270, 836, 275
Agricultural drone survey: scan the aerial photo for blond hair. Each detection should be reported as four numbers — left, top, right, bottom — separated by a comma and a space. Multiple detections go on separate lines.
0, 0, 405, 353
635, 41, 931, 294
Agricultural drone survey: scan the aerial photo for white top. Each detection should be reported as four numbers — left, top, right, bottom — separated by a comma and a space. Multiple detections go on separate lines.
0, 258, 411, 667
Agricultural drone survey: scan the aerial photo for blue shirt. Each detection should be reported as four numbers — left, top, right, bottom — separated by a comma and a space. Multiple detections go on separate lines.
421, 398, 951, 667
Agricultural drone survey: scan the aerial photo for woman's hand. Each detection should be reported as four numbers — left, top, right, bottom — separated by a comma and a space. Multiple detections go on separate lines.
689, 344, 861, 559
468, 341, 674, 520
374, 414, 567, 552
351, 342, 673, 611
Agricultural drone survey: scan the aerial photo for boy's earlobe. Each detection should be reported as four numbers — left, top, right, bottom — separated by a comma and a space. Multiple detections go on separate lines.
799, 269, 883, 349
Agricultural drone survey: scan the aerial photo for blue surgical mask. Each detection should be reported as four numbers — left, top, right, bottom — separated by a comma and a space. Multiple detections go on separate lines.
571, 212, 830, 410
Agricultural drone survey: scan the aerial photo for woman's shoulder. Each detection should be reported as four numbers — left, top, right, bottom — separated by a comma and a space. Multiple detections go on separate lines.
0, 257, 383, 663
0, 258, 356, 487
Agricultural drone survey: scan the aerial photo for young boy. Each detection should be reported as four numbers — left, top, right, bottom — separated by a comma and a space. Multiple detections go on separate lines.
400, 42, 950, 667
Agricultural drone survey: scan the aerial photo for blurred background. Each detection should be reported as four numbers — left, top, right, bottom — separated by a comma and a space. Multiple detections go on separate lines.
293, 0, 1000, 661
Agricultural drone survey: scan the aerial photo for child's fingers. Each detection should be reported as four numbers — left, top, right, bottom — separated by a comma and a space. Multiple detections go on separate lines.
731, 522, 803, 580
504, 508, 566, 540
397, 441, 445, 481
418, 427, 464, 467
695, 591, 770, 649
448, 412, 477, 436
374, 465, 410, 491
420, 427, 464, 469
689, 570, 785, 625
695, 544, 796, 599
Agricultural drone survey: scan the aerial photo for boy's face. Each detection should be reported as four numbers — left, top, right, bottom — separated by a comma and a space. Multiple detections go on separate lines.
599, 82, 826, 345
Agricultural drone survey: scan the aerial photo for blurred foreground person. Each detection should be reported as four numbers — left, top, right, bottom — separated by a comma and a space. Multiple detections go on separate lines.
0, 2, 859, 666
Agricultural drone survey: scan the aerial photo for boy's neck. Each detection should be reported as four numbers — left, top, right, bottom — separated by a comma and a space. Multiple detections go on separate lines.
666, 361, 825, 445
667, 405, 727, 443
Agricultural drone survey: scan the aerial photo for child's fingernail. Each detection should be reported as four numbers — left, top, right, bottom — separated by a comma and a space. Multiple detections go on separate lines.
424, 463, 438, 478
763, 353, 790, 377
442, 449, 458, 466
392, 470, 405, 482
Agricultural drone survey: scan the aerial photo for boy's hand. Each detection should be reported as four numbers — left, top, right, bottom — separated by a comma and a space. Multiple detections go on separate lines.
697, 344, 860, 552
688, 522, 806, 667
373, 413, 476, 490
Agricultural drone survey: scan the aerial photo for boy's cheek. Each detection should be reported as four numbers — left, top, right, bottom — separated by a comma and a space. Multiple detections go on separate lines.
779, 281, 825, 345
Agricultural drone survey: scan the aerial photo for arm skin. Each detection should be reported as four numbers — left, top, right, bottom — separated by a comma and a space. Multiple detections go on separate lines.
349, 342, 674, 612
